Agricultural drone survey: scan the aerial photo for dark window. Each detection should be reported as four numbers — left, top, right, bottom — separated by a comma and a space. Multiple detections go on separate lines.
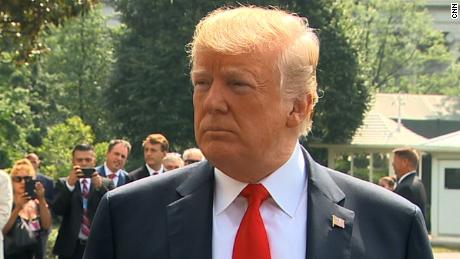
445, 168, 460, 189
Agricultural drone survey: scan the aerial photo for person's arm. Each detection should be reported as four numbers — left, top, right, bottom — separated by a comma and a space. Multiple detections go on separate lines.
2, 193, 28, 235
0, 171, 13, 231
52, 166, 81, 215
35, 182, 52, 230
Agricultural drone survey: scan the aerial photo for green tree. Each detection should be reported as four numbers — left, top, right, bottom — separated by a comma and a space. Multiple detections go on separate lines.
108, 0, 369, 163
34, 6, 117, 140
0, 87, 35, 167
38, 116, 95, 178
339, 0, 460, 94
0, 0, 96, 64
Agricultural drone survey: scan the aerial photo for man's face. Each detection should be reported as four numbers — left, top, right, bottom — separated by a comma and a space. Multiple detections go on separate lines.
144, 142, 166, 169
73, 150, 96, 168
26, 154, 40, 171
192, 51, 293, 174
106, 143, 129, 172
392, 155, 407, 177
184, 153, 203, 165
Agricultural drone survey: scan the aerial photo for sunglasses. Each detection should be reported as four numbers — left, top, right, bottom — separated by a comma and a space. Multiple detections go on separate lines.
12, 176, 33, 183
185, 159, 201, 165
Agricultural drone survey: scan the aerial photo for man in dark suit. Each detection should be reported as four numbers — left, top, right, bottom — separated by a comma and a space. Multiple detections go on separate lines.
128, 133, 169, 181
26, 153, 54, 205
83, 6, 432, 259
393, 147, 428, 220
53, 144, 113, 259
96, 139, 131, 187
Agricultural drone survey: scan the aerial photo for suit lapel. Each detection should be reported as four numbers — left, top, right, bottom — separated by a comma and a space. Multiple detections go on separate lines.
167, 162, 214, 259
303, 148, 354, 259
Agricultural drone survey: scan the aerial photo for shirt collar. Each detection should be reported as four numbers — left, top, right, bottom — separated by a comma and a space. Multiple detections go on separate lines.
146, 164, 164, 175
214, 143, 307, 218
104, 163, 119, 177
398, 171, 416, 184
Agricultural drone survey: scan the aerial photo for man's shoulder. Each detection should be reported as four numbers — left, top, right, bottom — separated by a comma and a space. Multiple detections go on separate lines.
109, 162, 212, 204
324, 167, 417, 214
37, 172, 53, 182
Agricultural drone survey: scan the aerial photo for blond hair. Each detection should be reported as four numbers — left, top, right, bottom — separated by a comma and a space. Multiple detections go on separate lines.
188, 6, 319, 134
11, 158, 36, 177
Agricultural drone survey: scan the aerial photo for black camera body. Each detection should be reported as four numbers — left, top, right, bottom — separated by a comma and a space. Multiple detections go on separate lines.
81, 167, 96, 178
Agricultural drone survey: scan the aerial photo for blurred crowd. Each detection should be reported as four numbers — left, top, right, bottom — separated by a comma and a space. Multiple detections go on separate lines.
0, 133, 204, 259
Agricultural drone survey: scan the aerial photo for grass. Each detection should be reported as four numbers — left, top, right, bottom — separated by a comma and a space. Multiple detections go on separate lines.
433, 246, 460, 253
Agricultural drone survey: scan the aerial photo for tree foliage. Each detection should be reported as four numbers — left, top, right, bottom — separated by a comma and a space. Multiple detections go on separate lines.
37, 116, 98, 179
0, 0, 96, 63
339, 0, 460, 94
35, 6, 116, 140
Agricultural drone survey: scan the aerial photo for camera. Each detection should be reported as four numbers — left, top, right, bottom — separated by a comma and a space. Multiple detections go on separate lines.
81, 167, 96, 178
25, 178, 39, 199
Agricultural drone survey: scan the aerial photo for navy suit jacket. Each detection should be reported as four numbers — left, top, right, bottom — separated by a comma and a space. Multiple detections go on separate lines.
96, 165, 129, 187
394, 172, 427, 220
52, 178, 114, 257
36, 172, 55, 205
83, 148, 432, 259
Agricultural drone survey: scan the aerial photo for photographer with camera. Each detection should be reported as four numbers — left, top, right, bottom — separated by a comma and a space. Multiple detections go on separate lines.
52, 144, 113, 259
2, 159, 51, 259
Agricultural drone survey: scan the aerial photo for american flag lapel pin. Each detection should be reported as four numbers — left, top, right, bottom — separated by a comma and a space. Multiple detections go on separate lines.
332, 215, 345, 229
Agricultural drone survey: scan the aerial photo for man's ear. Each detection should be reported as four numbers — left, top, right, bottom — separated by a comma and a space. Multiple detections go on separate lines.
286, 94, 313, 128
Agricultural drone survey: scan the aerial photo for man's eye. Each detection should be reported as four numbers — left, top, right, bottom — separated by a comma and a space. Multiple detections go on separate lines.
193, 80, 210, 89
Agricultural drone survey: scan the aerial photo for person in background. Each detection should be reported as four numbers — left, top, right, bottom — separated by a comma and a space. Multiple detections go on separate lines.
128, 133, 169, 181
182, 148, 204, 166
25, 154, 54, 206
392, 147, 427, 220
378, 176, 396, 191
163, 153, 184, 171
96, 139, 131, 187
0, 169, 13, 259
2, 159, 51, 259
83, 6, 432, 259
52, 144, 113, 259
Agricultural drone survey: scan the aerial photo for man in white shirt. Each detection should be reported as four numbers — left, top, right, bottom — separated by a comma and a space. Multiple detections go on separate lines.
96, 139, 131, 187
84, 5, 432, 259
53, 144, 113, 259
392, 147, 427, 220
128, 133, 169, 181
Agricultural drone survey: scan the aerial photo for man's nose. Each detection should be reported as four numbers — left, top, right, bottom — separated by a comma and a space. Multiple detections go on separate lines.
202, 81, 228, 114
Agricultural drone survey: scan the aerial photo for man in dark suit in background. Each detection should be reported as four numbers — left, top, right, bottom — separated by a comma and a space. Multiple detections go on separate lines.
26, 153, 54, 205
83, 6, 432, 259
96, 139, 131, 187
53, 144, 113, 259
393, 147, 428, 220
128, 133, 169, 181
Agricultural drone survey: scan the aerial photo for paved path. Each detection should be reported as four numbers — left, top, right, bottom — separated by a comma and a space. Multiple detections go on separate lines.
434, 252, 460, 259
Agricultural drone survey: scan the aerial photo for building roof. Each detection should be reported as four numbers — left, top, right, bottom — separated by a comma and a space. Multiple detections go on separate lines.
350, 112, 427, 147
418, 130, 460, 151
372, 93, 460, 121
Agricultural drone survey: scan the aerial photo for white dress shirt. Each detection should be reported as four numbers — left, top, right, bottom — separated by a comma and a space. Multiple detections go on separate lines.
146, 164, 164, 176
104, 163, 120, 186
212, 143, 308, 259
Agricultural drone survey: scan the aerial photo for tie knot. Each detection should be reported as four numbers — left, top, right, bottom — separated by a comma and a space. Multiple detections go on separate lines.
82, 179, 88, 185
108, 173, 117, 180
241, 184, 269, 206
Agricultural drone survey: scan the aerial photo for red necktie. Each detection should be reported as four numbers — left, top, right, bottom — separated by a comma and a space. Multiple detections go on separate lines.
108, 173, 117, 180
81, 179, 91, 237
233, 184, 271, 259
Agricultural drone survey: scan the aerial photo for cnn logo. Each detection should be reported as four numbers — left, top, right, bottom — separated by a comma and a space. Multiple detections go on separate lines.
453, 3, 459, 19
